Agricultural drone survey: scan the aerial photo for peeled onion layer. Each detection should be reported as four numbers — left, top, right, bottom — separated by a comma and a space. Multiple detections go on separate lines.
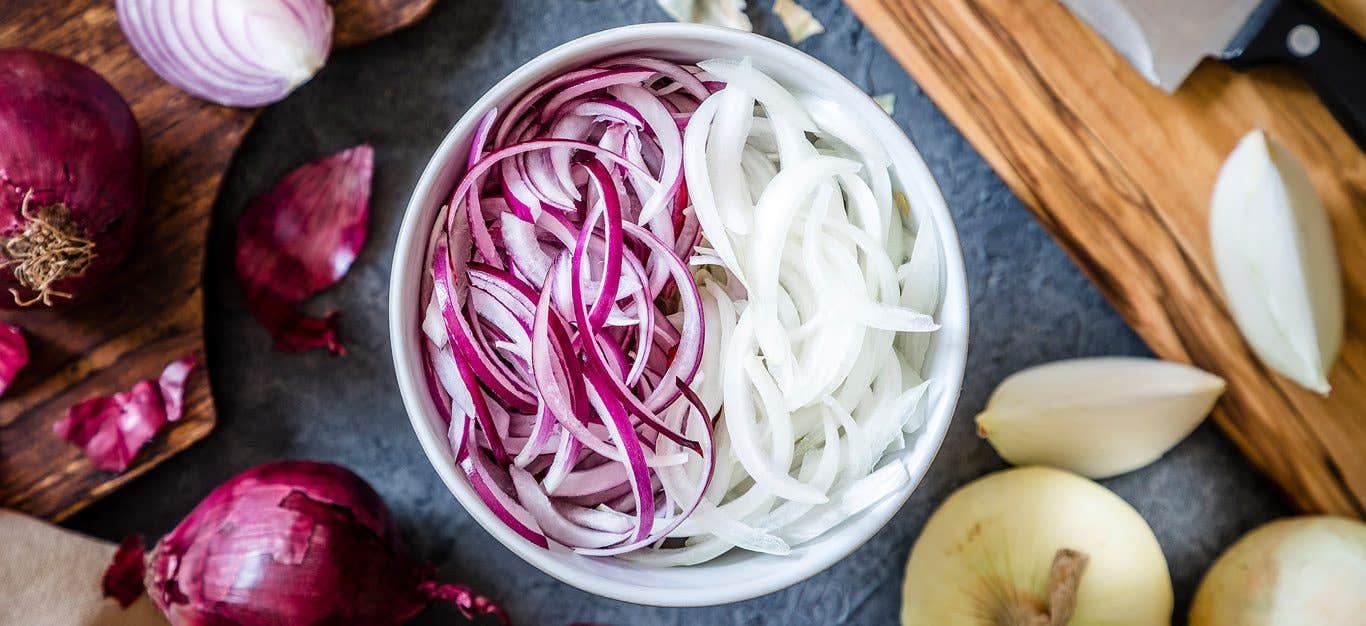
659, 57, 943, 563
1209, 129, 1343, 394
235, 145, 373, 355
0, 323, 29, 396
52, 355, 198, 473
0, 49, 144, 308
901, 467, 1173, 626
975, 357, 1225, 478
1190, 516, 1366, 626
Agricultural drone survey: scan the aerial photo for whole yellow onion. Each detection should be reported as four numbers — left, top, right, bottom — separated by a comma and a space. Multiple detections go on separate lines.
901, 466, 1172, 625
1190, 516, 1366, 626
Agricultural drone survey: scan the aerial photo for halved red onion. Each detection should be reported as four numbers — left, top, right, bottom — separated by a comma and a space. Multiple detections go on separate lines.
0, 323, 28, 396
116, 0, 334, 108
53, 354, 198, 472
419, 58, 715, 556
236, 145, 372, 355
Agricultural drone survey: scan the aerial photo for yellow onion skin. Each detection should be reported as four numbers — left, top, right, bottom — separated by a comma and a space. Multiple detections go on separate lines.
901, 467, 1173, 626
0, 49, 143, 308
146, 461, 502, 626
1190, 516, 1366, 626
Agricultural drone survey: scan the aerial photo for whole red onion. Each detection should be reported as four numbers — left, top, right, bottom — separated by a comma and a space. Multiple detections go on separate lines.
118, 461, 508, 625
0, 48, 143, 308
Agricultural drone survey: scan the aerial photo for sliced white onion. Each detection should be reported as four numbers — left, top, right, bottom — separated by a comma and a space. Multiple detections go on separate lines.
659, 57, 943, 564
117, 0, 333, 108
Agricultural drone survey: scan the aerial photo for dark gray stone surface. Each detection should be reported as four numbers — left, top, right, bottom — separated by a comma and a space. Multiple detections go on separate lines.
68, 1, 1291, 623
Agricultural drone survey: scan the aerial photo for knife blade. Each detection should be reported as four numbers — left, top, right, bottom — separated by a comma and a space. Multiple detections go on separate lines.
1060, 0, 1262, 92
1061, 0, 1366, 148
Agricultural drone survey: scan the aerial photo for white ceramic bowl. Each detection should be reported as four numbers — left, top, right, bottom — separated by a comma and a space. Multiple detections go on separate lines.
389, 23, 969, 607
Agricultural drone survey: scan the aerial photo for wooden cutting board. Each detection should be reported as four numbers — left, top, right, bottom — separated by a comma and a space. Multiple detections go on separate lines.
847, 0, 1366, 516
0, 0, 434, 521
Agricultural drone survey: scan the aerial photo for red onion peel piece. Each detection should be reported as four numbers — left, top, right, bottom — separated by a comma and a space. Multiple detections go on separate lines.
0, 323, 29, 396
235, 144, 372, 355
102, 534, 147, 609
53, 354, 198, 473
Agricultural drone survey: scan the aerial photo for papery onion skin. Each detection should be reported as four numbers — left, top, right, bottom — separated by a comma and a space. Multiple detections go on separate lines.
901, 467, 1172, 626
656, 0, 753, 31
235, 145, 372, 355
116, 0, 333, 108
0, 49, 144, 308
772, 0, 825, 43
103, 534, 148, 609
127, 461, 509, 626
0, 322, 28, 396
53, 354, 198, 473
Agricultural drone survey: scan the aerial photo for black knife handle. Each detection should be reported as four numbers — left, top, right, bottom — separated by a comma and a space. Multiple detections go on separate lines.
1224, 0, 1366, 150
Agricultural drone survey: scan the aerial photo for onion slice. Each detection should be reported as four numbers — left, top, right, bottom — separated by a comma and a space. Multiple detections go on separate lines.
662, 58, 942, 563
418, 58, 714, 557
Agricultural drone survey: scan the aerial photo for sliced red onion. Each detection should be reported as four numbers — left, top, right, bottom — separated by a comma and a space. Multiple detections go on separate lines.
53, 354, 198, 473
0, 323, 28, 396
236, 145, 371, 355
419, 58, 714, 556
462, 423, 549, 549
116, 0, 333, 108
432, 243, 536, 418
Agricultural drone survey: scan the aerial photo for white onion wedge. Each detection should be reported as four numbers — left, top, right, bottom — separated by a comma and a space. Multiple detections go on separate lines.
976, 357, 1225, 478
1210, 129, 1343, 395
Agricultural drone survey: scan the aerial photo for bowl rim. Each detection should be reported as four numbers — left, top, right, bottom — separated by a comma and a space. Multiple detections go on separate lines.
388, 22, 970, 607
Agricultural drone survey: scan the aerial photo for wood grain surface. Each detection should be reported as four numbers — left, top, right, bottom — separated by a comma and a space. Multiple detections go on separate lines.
0, 0, 434, 521
846, 0, 1366, 516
